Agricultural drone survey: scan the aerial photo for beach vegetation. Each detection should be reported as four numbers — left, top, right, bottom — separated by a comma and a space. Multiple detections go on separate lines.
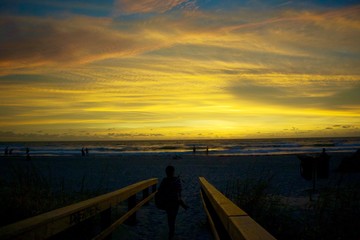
301, 182, 360, 240
0, 163, 107, 227
225, 175, 360, 240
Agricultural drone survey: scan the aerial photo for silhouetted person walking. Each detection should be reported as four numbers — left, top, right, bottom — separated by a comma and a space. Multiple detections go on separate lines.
159, 166, 188, 240
81, 147, 85, 156
85, 147, 89, 156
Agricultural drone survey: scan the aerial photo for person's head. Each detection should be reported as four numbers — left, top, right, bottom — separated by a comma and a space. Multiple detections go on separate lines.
166, 165, 175, 177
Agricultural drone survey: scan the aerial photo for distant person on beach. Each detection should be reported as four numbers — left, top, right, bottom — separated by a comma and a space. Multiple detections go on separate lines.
320, 148, 328, 158
81, 147, 85, 156
26, 147, 31, 161
85, 147, 89, 156
4, 146, 9, 156
206, 146, 209, 155
158, 165, 188, 240
318, 148, 330, 178
192, 145, 196, 154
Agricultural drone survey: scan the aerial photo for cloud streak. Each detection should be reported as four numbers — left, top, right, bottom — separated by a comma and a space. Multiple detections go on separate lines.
114, 0, 190, 14
227, 81, 360, 110
0, 4, 360, 140
1, 5, 359, 75
0, 16, 144, 69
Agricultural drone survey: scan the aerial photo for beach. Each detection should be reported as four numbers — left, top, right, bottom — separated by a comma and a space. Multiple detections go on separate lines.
1, 151, 358, 240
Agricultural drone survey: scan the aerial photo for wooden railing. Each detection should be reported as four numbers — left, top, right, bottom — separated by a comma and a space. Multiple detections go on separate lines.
199, 177, 276, 240
0, 178, 158, 240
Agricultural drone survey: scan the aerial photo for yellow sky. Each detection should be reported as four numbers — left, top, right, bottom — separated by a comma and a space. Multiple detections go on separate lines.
0, 3, 360, 140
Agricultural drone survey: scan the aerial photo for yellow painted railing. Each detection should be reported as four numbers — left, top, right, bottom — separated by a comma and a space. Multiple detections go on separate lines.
199, 177, 276, 240
0, 178, 158, 240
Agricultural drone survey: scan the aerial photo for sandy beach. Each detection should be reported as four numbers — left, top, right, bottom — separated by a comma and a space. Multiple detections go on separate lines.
0, 152, 358, 239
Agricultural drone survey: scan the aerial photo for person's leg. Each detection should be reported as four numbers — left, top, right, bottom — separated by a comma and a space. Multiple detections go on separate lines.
166, 206, 179, 240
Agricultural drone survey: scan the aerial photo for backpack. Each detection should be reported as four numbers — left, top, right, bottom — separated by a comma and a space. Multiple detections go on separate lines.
155, 177, 181, 210
154, 190, 166, 210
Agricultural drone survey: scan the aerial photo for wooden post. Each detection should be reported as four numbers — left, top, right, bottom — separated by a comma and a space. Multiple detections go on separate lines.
311, 157, 318, 201
125, 195, 137, 225
100, 208, 112, 240
312, 159, 316, 192
143, 188, 149, 206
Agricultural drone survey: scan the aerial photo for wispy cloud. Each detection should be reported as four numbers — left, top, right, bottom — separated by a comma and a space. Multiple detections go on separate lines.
114, 0, 190, 14
1, 4, 360, 139
0, 15, 145, 70
227, 80, 360, 110
1, 5, 359, 74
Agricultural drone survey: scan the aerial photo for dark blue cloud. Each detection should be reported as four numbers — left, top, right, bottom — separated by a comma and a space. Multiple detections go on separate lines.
195, 0, 359, 11
2, 0, 358, 18
0, 0, 113, 17
0, 74, 80, 85
227, 82, 360, 109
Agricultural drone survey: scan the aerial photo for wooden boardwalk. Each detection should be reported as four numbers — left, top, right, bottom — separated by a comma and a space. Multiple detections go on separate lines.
0, 177, 276, 240
0, 178, 157, 240
199, 177, 276, 240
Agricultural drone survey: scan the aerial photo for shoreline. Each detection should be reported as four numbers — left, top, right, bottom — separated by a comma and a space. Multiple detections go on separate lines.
1, 137, 359, 159
0, 149, 356, 158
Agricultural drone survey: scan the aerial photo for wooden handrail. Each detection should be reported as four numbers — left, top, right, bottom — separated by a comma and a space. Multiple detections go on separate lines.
92, 191, 156, 240
0, 178, 158, 240
199, 177, 276, 240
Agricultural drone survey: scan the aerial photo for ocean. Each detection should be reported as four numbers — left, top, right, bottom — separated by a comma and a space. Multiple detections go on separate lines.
1, 137, 359, 157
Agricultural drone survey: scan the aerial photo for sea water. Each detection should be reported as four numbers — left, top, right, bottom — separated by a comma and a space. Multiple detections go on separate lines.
1, 137, 359, 156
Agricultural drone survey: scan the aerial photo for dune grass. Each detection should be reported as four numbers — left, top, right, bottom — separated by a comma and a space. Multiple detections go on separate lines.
224, 174, 360, 240
0, 163, 107, 227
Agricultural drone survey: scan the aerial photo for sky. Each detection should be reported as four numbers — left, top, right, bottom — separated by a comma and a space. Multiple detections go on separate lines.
0, 0, 360, 141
